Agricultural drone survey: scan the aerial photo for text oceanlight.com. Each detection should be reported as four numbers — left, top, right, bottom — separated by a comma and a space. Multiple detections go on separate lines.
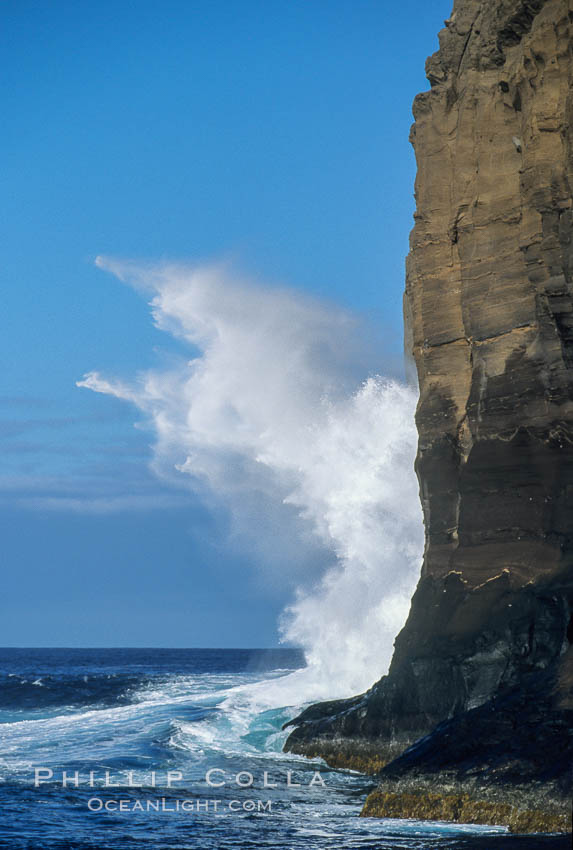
87, 798, 272, 813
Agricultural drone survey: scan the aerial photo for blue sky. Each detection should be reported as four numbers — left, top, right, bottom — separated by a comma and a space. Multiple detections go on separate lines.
1, 0, 451, 648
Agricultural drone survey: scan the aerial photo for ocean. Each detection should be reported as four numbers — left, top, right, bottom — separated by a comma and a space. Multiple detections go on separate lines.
0, 648, 568, 850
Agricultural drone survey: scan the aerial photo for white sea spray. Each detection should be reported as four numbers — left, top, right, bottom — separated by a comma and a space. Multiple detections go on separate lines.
79, 259, 423, 701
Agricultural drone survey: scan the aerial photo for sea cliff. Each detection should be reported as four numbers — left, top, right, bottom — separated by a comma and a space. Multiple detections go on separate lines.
284, 0, 573, 831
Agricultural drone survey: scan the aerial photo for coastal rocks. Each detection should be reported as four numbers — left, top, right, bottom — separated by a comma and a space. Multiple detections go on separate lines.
284, 0, 573, 830
360, 790, 570, 834
360, 649, 573, 832
285, 569, 572, 766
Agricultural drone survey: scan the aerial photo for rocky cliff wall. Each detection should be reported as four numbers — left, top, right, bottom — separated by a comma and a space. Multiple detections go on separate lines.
285, 0, 573, 824
407, 0, 573, 590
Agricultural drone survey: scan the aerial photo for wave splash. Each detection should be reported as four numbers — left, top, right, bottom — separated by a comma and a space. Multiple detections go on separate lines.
79, 260, 423, 701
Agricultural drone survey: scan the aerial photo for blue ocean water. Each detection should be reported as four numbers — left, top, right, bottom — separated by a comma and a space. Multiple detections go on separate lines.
0, 648, 568, 850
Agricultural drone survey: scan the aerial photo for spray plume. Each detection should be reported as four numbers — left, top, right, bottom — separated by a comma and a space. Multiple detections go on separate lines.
78, 258, 423, 699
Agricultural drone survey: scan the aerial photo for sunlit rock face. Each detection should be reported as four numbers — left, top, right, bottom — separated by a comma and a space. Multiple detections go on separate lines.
407, 0, 573, 588
285, 0, 573, 813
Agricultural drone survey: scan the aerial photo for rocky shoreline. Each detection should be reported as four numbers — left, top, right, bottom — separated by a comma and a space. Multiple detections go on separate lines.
360, 784, 569, 835
283, 0, 573, 834
284, 649, 573, 831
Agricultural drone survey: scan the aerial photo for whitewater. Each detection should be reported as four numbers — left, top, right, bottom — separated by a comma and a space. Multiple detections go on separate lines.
78, 258, 424, 701
1, 265, 559, 847
0, 648, 519, 850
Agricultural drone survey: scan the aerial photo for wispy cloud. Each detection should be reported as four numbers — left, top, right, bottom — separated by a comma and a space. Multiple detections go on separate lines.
0, 412, 126, 440
21, 493, 188, 514
0, 394, 187, 513
0, 467, 193, 514
0, 396, 56, 410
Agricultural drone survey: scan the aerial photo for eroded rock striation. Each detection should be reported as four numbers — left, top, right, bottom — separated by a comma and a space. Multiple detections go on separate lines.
285, 0, 573, 829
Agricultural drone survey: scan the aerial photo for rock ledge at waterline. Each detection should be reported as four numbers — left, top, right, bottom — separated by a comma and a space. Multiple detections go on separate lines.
284, 0, 573, 833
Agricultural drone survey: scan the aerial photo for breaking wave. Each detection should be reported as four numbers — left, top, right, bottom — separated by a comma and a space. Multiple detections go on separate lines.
78, 260, 423, 699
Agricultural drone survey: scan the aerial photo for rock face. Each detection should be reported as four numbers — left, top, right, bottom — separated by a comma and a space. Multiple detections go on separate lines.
360, 651, 573, 832
407, 0, 573, 603
285, 0, 573, 825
